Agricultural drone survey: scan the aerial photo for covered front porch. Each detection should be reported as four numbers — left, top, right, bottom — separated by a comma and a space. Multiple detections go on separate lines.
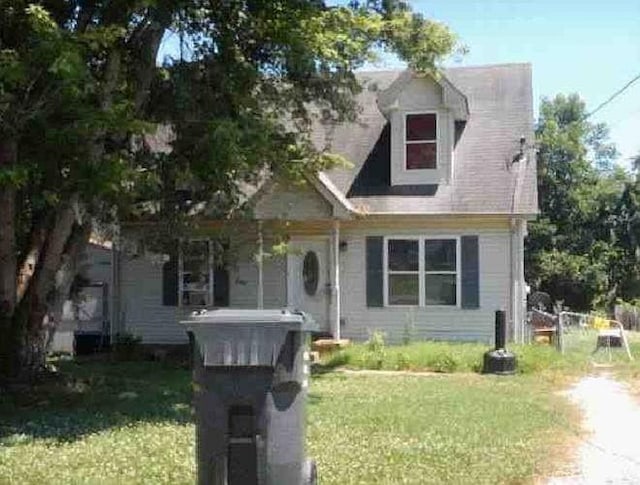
173, 218, 347, 341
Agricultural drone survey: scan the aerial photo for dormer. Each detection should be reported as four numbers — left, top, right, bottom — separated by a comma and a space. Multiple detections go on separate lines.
377, 70, 469, 187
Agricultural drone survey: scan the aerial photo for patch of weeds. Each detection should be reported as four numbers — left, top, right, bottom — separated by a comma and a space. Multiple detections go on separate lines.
429, 353, 459, 373
395, 352, 411, 370
323, 350, 351, 369
361, 331, 386, 370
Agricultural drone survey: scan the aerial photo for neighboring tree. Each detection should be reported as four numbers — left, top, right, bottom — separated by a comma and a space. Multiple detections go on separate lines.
0, 1, 459, 380
526, 94, 624, 310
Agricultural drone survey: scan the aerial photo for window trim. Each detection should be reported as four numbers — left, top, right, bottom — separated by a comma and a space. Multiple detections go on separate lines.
403, 111, 439, 171
385, 236, 421, 306
383, 235, 461, 308
178, 238, 215, 308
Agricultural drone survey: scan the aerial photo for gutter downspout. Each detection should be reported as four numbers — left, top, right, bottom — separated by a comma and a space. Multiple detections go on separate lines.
332, 219, 341, 341
509, 219, 525, 344
509, 144, 528, 344
110, 222, 120, 344
508, 219, 515, 343
257, 221, 264, 309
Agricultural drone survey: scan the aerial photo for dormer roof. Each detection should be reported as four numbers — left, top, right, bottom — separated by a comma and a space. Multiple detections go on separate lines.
376, 69, 470, 121
314, 63, 537, 216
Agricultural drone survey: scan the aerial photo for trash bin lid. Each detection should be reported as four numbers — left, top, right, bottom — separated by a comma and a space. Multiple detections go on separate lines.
181, 308, 318, 332
181, 309, 318, 366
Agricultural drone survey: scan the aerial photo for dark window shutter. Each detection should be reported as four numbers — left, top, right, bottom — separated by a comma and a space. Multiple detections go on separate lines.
162, 253, 178, 306
461, 236, 480, 309
366, 237, 384, 307
214, 268, 230, 307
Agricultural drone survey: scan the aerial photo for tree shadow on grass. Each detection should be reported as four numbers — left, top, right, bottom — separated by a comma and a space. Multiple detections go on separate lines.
0, 359, 194, 444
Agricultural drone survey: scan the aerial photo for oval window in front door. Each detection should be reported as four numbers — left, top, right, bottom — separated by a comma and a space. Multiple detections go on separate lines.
302, 251, 319, 296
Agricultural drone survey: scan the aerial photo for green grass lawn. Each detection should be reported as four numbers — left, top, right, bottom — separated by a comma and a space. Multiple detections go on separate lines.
308, 373, 576, 484
325, 330, 640, 377
0, 358, 579, 484
0, 361, 195, 484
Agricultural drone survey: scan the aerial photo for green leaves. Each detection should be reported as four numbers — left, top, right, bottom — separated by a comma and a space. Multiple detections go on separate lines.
24, 5, 58, 35
0, 164, 28, 188
528, 93, 638, 310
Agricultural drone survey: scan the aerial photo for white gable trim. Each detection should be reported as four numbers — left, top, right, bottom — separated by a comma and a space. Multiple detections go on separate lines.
377, 69, 469, 121
249, 173, 357, 220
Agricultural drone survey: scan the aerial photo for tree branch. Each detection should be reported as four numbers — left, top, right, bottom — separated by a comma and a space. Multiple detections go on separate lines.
130, 19, 166, 115
33, 196, 79, 305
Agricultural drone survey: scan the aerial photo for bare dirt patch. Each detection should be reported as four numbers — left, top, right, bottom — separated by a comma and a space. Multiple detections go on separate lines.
547, 375, 640, 484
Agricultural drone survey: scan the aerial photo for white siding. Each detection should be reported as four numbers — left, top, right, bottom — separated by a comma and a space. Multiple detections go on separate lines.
120, 253, 183, 344
229, 240, 287, 309
253, 181, 332, 220
50, 244, 113, 353
116, 222, 512, 345
119, 238, 287, 344
338, 227, 511, 344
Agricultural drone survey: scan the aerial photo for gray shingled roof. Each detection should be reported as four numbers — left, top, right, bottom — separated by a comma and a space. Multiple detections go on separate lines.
317, 63, 537, 215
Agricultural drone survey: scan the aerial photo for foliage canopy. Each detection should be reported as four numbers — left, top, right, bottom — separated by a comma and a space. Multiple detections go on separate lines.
0, 0, 458, 378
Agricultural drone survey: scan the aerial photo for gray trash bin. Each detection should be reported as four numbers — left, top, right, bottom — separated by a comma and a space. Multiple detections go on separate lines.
182, 309, 318, 485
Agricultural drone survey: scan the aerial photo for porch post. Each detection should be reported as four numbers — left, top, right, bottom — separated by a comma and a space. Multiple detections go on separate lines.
257, 220, 264, 309
110, 223, 120, 344
510, 218, 526, 344
332, 219, 341, 341
178, 238, 183, 308
208, 239, 215, 307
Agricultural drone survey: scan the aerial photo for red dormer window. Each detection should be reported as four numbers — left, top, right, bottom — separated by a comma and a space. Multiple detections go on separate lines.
405, 113, 437, 170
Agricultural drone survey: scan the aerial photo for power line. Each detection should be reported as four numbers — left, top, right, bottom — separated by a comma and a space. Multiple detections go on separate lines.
586, 71, 640, 119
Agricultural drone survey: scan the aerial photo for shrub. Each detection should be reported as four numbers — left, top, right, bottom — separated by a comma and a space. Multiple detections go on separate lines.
324, 350, 351, 368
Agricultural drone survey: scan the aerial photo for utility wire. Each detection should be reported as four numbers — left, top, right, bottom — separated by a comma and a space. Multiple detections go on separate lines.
586, 71, 640, 119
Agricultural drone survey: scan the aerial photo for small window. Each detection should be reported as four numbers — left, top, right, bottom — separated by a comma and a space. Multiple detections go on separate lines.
181, 240, 210, 307
302, 251, 319, 296
176, 239, 230, 307
405, 113, 437, 170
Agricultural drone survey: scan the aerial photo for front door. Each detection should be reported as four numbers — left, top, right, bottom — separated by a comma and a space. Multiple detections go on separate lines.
287, 238, 331, 332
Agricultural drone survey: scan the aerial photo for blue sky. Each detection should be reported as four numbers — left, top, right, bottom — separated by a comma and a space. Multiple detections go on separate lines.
386, 0, 640, 165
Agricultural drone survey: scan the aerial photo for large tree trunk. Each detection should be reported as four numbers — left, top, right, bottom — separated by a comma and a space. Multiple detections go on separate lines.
1, 13, 167, 381
2, 199, 80, 380
0, 139, 18, 379
45, 223, 91, 353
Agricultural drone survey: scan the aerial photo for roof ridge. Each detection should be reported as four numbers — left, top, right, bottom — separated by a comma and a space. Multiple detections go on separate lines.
355, 62, 531, 76
445, 62, 531, 70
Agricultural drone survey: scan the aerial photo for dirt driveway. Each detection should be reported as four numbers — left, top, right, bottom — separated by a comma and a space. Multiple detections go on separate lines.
548, 375, 640, 484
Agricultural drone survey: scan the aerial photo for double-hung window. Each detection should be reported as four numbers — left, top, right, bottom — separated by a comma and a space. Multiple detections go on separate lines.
162, 239, 230, 308
405, 113, 438, 170
385, 237, 458, 306
180, 239, 213, 307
